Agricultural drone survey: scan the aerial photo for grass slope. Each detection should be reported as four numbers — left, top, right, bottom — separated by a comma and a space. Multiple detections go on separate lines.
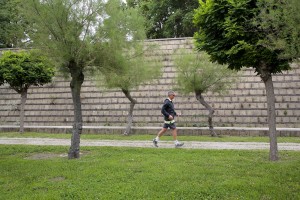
0, 145, 299, 199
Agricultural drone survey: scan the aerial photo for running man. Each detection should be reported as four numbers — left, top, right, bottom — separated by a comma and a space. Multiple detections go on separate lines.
153, 91, 184, 148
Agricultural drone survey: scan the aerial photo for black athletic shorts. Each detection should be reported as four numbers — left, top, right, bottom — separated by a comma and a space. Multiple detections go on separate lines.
163, 122, 176, 130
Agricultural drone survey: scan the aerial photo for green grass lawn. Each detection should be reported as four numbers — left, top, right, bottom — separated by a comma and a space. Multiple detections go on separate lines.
0, 145, 300, 200
1, 132, 300, 143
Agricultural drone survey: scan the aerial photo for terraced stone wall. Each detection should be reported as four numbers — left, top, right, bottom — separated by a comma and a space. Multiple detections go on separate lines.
0, 38, 299, 134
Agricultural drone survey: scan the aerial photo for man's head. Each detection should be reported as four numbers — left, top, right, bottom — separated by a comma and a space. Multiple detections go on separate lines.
168, 91, 176, 100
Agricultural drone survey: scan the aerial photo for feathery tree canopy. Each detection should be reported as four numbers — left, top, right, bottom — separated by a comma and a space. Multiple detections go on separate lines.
95, 0, 162, 135
21, 0, 104, 159
174, 49, 237, 136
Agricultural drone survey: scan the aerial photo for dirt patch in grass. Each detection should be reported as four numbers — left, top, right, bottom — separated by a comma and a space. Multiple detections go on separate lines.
49, 176, 66, 182
25, 151, 90, 160
25, 153, 63, 160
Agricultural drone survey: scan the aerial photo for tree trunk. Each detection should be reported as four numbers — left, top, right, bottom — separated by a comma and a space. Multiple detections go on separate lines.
195, 91, 217, 137
260, 65, 279, 161
68, 63, 84, 159
19, 89, 28, 133
122, 89, 137, 135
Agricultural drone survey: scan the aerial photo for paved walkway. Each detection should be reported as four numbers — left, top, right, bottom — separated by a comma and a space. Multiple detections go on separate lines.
1, 137, 300, 151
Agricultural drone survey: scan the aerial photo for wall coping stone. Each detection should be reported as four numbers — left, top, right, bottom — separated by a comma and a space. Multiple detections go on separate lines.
0, 125, 299, 132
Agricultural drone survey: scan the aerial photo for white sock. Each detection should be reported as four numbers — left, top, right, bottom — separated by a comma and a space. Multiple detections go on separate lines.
174, 140, 179, 144
155, 136, 159, 141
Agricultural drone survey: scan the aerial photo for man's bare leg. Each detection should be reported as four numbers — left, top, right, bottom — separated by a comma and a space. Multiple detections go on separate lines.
158, 128, 168, 138
172, 128, 184, 147
171, 128, 177, 141
153, 128, 167, 147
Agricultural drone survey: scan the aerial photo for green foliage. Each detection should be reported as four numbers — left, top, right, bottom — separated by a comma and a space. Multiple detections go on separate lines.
0, 0, 28, 48
174, 49, 237, 95
95, 0, 162, 91
193, 0, 292, 75
1, 145, 300, 199
97, 51, 162, 91
127, 0, 199, 39
0, 50, 54, 93
21, 0, 104, 74
254, 0, 300, 60
101, 0, 146, 44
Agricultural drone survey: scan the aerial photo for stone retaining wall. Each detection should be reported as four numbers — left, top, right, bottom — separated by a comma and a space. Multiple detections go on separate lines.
0, 38, 299, 135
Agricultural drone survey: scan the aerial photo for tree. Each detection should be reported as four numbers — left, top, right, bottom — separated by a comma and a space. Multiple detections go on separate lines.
0, 67, 4, 86
94, 0, 162, 135
194, 0, 300, 161
21, 0, 104, 159
127, 0, 199, 39
0, 0, 29, 48
0, 50, 54, 133
174, 49, 237, 136
0, 57, 4, 85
